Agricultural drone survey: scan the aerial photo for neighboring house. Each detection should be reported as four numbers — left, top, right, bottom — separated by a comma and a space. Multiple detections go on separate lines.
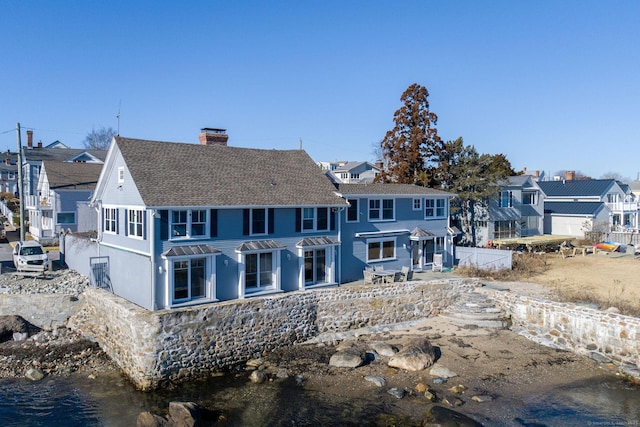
319, 161, 381, 184
335, 183, 456, 281
89, 130, 348, 311
464, 175, 545, 247
28, 161, 103, 242
0, 155, 18, 195
538, 178, 638, 236
21, 130, 106, 199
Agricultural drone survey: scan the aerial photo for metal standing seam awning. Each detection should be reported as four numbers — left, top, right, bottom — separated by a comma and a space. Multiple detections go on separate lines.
235, 240, 287, 252
162, 244, 222, 257
354, 229, 410, 238
296, 236, 340, 248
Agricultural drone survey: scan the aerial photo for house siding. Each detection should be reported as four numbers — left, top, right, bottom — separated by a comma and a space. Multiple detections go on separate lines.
151, 207, 340, 307
339, 195, 451, 283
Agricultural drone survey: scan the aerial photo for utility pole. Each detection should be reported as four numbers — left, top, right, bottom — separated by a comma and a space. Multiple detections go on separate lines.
16, 123, 25, 241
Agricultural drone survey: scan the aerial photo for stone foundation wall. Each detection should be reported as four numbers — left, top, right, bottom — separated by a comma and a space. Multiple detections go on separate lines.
492, 292, 640, 377
0, 294, 83, 330
69, 279, 477, 390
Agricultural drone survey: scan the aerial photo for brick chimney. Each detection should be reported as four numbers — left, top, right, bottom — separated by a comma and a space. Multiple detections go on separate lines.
27, 130, 33, 148
565, 170, 575, 181
37, 140, 43, 148
5, 157, 11, 165
199, 128, 228, 146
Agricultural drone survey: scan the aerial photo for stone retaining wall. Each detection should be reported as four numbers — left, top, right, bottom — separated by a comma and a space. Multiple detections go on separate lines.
69, 279, 476, 390
491, 292, 640, 378
0, 294, 83, 330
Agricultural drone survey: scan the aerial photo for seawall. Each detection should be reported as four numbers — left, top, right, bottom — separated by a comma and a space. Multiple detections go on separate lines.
491, 291, 640, 378
69, 279, 476, 390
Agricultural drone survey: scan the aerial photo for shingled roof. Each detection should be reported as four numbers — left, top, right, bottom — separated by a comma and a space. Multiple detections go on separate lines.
336, 183, 454, 196
23, 147, 107, 163
115, 137, 347, 208
42, 161, 103, 190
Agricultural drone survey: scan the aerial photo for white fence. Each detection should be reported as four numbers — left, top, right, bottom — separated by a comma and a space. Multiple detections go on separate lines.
455, 246, 512, 271
0, 200, 13, 219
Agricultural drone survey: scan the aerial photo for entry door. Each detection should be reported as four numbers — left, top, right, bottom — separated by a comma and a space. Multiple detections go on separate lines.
424, 239, 435, 264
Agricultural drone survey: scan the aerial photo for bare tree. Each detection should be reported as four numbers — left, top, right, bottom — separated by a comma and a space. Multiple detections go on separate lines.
83, 126, 116, 150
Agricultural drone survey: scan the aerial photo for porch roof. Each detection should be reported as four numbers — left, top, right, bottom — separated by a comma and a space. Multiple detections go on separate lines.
162, 244, 221, 257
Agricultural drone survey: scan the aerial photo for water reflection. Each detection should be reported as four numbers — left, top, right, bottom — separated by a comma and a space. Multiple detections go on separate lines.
1, 371, 639, 426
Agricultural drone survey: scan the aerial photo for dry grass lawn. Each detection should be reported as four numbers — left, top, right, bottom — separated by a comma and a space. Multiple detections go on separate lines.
526, 252, 640, 315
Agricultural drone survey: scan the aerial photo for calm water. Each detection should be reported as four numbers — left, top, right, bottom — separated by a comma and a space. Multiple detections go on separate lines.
1, 371, 639, 426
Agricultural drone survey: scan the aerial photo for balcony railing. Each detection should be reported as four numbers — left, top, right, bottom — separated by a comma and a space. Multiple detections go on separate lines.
24, 195, 52, 209
606, 201, 639, 212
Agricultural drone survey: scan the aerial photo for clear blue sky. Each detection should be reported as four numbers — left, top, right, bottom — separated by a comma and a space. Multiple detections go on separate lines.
1, 1, 639, 181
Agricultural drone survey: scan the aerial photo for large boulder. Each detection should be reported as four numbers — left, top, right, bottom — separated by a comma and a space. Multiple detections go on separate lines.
0, 315, 30, 343
329, 350, 364, 368
388, 338, 436, 371
136, 411, 168, 427
423, 405, 484, 426
168, 402, 200, 427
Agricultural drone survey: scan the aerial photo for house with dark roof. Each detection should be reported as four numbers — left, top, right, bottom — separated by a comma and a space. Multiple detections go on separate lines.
458, 175, 545, 247
335, 183, 456, 280
89, 129, 348, 310
21, 130, 107, 200
28, 161, 103, 242
538, 178, 638, 236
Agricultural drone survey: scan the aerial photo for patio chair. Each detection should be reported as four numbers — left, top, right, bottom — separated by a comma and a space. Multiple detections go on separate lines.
392, 271, 402, 282
374, 265, 385, 272
363, 270, 379, 285
432, 254, 443, 272
405, 270, 414, 281
400, 265, 410, 281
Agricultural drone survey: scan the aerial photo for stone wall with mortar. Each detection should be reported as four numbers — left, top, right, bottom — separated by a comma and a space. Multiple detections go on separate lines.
491, 292, 640, 378
69, 279, 477, 390
0, 294, 83, 330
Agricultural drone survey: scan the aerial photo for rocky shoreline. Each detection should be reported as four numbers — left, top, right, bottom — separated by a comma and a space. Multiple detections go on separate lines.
1, 269, 637, 426
0, 269, 116, 381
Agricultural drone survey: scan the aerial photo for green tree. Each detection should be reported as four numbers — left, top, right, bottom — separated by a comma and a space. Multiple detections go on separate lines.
377, 83, 442, 185
83, 126, 117, 150
438, 138, 511, 246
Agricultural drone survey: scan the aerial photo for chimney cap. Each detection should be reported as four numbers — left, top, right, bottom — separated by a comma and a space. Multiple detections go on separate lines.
200, 128, 226, 134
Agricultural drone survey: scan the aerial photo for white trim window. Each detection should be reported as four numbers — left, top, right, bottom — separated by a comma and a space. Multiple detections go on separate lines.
245, 252, 275, 291
369, 198, 394, 221
170, 209, 208, 239
425, 198, 446, 218
302, 207, 329, 232
172, 258, 207, 303
128, 209, 144, 237
522, 192, 537, 205
117, 166, 125, 183
56, 211, 76, 225
346, 199, 359, 223
499, 191, 513, 208
304, 248, 327, 285
250, 208, 267, 235
367, 238, 396, 262
104, 208, 117, 233
413, 198, 422, 211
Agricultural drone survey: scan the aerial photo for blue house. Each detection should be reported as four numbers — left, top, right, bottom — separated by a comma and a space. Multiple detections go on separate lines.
90, 130, 348, 310
28, 161, 103, 242
335, 183, 456, 282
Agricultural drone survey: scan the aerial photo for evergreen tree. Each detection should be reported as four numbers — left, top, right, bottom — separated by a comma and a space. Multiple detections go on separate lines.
377, 83, 442, 185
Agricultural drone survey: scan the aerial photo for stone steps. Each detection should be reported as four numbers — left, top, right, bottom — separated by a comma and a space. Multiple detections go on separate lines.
440, 291, 508, 328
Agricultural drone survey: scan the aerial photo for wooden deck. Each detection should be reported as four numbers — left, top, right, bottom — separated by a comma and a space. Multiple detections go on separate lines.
491, 235, 576, 251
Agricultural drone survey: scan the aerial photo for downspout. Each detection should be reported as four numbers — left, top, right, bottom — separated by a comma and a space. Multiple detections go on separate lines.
336, 206, 346, 284
149, 209, 156, 310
